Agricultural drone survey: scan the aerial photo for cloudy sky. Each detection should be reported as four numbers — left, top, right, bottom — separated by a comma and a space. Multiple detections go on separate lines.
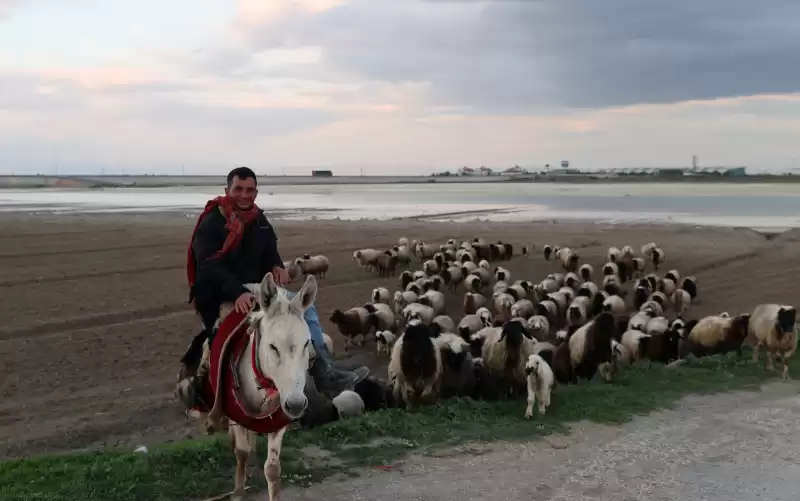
2, 0, 800, 175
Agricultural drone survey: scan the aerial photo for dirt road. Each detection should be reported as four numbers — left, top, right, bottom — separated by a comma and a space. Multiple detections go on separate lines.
285, 383, 800, 501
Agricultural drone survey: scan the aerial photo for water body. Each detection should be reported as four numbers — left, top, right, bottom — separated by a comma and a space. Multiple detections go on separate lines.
2, 183, 800, 231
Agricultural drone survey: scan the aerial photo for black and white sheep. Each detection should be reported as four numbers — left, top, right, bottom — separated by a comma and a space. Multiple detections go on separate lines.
568, 312, 617, 381
353, 249, 380, 271
330, 307, 373, 350
463, 292, 488, 315
364, 302, 397, 333
393, 290, 418, 317
494, 266, 511, 283
434, 333, 476, 398
294, 254, 330, 279
401, 302, 436, 326
372, 287, 391, 305
511, 299, 536, 319
419, 290, 446, 315
680, 313, 751, 359
750, 304, 797, 380
388, 323, 443, 409
556, 247, 580, 272
527, 315, 551, 341
482, 320, 537, 397
579, 264, 593, 282
376, 330, 397, 357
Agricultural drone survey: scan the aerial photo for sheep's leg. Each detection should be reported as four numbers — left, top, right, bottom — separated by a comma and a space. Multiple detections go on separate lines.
524, 377, 536, 419
540, 386, 551, 415
781, 353, 790, 380
229, 423, 255, 501
265, 427, 287, 501
765, 349, 776, 372
752, 342, 760, 363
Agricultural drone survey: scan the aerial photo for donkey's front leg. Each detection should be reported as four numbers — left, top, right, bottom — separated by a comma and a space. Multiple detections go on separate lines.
265, 426, 288, 501
229, 423, 256, 501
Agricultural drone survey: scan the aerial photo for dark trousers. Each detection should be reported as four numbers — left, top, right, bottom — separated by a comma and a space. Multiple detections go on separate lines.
181, 281, 223, 372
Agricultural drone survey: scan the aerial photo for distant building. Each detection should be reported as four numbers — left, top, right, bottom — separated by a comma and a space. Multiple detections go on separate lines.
502, 166, 528, 176
312, 170, 333, 177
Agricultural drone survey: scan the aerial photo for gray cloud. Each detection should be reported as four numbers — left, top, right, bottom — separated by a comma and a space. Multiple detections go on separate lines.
238, 0, 800, 112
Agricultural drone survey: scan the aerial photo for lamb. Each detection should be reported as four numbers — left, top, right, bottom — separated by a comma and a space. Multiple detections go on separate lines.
375, 330, 397, 357
578, 264, 593, 282
294, 254, 330, 280
330, 307, 373, 350
388, 323, 443, 409
524, 354, 554, 418
463, 274, 483, 294
510, 299, 536, 319
527, 315, 551, 341
432, 315, 457, 334
602, 294, 626, 317
568, 312, 617, 382
556, 247, 579, 272
672, 289, 692, 316
680, 313, 751, 359
418, 290, 446, 315
441, 266, 465, 292
393, 290, 418, 317
372, 287, 391, 305
750, 304, 798, 380
353, 248, 380, 271
401, 302, 436, 326
494, 266, 511, 283
363, 303, 397, 333
482, 320, 537, 397
463, 292, 487, 315
434, 333, 476, 398
620, 329, 651, 364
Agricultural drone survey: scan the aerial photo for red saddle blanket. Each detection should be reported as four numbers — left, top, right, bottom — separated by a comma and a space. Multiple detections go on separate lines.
201, 309, 293, 434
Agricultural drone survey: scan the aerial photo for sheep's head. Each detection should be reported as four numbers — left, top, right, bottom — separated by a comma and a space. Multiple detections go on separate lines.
353, 251, 362, 260
477, 307, 493, 326
524, 354, 540, 376
730, 314, 751, 343
329, 310, 345, 324
777, 306, 797, 335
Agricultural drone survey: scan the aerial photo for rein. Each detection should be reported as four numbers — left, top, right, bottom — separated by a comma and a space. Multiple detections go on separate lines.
250, 326, 277, 392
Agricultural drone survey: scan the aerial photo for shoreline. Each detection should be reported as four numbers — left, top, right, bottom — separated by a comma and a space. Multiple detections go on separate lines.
3, 173, 800, 189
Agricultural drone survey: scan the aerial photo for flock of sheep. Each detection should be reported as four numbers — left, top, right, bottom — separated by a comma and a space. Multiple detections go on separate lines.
297, 236, 798, 423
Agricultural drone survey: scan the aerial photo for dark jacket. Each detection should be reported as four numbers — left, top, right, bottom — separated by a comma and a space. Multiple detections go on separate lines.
191, 207, 284, 303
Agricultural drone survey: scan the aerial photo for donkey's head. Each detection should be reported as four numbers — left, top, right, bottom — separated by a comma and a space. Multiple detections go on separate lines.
250, 272, 318, 420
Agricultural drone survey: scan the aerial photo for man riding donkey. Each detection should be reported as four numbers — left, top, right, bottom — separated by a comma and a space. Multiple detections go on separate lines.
176, 166, 369, 414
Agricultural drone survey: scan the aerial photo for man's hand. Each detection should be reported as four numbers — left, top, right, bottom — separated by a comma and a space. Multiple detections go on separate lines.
271, 266, 290, 286
234, 292, 255, 314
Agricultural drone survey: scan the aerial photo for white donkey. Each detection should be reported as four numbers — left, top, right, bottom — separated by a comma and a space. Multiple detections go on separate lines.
221, 271, 317, 501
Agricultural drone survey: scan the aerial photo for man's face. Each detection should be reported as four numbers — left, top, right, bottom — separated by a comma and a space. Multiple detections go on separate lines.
225, 176, 258, 210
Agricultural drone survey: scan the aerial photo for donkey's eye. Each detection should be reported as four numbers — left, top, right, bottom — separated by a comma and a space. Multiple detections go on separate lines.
269, 344, 279, 355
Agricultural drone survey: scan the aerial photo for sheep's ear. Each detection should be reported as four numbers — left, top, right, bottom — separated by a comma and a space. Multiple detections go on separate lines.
521, 329, 533, 340
258, 272, 279, 310
291, 275, 318, 312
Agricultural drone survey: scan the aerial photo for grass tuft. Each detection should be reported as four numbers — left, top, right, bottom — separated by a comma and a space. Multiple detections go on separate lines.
0, 350, 789, 501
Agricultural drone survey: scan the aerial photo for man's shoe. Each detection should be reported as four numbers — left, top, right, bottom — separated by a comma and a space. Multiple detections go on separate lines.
310, 345, 369, 398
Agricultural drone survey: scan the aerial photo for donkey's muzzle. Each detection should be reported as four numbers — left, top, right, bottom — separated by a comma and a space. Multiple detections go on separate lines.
283, 394, 309, 419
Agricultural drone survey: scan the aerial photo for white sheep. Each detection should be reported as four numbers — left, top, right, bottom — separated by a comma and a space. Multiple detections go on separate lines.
602, 295, 626, 316
527, 315, 551, 341
433, 315, 457, 334
392, 245, 413, 268
620, 329, 651, 363
578, 264, 593, 282
607, 246, 623, 263
419, 290, 446, 315
494, 266, 511, 283
415, 242, 439, 260
441, 265, 464, 292
492, 292, 516, 322
364, 302, 397, 333
640, 300, 664, 317
510, 299, 536, 319
393, 290, 419, 317
628, 311, 653, 332
294, 254, 329, 279
353, 249, 379, 271
645, 316, 669, 336
493, 280, 509, 294
567, 296, 590, 327
401, 302, 436, 325
476, 307, 493, 327
331, 390, 366, 420
482, 320, 537, 395
524, 354, 554, 418
462, 261, 479, 274
372, 287, 391, 305
672, 289, 692, 316
602, 261, 619, 277
458, 314, 489, 340
555, 247, 579, 272
750, 304, 797, 380
463, 274, 483, 294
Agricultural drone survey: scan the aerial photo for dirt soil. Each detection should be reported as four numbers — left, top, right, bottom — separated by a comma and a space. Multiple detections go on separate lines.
1, 211, 799, 459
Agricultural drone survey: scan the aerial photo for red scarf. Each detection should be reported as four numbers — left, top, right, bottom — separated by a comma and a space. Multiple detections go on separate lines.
187, 196, 261, 294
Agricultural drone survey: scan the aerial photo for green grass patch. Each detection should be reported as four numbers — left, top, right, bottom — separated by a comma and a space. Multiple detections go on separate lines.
1, 351, 789, 501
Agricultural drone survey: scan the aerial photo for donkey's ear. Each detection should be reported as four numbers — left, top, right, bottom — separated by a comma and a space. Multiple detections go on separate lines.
292, 275, 318, 312
258, 272, 279, 310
